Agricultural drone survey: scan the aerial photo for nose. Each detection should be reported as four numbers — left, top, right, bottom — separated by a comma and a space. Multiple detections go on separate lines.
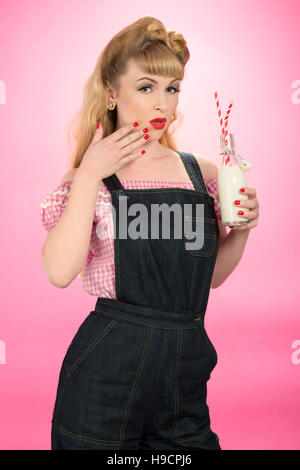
154, 90, 168, 112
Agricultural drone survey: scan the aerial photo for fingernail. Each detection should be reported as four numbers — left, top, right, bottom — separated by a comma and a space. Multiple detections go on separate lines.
234, 200, 240, 205
96, 122, 100, 129
141, 150, 146, 155
133, 122, 139, 127
143, 127, 149, 133
144, 134, 150, 140
240, 188, 245, 192
229, 226, 234, 228
238, 210, 244, 215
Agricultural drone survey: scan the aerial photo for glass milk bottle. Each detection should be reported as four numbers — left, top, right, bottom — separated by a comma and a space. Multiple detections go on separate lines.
218, 134, 250, 226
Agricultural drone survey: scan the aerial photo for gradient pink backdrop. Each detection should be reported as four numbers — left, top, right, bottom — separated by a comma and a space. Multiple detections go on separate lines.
0, 0, 299, 450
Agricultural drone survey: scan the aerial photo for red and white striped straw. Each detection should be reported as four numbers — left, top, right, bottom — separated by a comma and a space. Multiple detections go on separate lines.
223, 100, 233, 165
214, 92, 233, 166
223, 101, 233, 143
214, 92, 225, 137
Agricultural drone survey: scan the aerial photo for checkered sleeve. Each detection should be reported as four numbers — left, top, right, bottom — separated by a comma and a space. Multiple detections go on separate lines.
40, 180, 72, 232
205, 178, 221, 221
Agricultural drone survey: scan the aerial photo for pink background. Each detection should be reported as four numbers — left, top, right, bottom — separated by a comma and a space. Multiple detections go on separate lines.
1, 0, 299, 450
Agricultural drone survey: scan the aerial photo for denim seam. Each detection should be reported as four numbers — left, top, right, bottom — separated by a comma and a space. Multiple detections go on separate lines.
179, 153, 202, 192
174, 328, 182, 440
119, 326, 153, 442
97, 310, 201, 330
193, 227, 219, 311
148, 329, 169, 418
173, 330, 213, 443
198, 324, 218, 370
176, 425, 212, 442
97, 298, 204, 317
184, 240, 216, 257
58, 425, 122, 445
189, 154, 208, 195
184, 219, 217, 258
112, 191, 121, 300
65, 318, 119, 378
184, 216, 216, 222
178, 152, 209, 195
184, 233, 216, 238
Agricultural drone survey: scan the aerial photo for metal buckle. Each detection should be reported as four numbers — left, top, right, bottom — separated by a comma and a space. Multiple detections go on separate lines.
193, 315, 201, 322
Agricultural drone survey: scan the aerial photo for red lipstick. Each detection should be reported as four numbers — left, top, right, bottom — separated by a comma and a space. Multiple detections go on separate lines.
149, 117, 166, 129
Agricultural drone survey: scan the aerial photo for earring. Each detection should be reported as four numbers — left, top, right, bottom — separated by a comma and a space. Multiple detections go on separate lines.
107, 101, 116, 110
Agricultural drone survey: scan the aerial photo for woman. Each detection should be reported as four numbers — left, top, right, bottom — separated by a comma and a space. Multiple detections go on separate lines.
41, 16, 259, 450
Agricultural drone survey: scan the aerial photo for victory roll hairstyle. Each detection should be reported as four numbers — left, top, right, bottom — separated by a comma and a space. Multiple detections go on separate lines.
66, 16, 190, 170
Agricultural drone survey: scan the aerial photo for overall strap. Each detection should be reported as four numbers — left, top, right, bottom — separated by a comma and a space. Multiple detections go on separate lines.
177, 152, 208, 194
102, 173, 124, 192
102, 152, 208, 194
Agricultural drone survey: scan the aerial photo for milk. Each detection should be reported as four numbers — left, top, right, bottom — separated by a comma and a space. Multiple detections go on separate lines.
218, 166, 249, 226
218, 134, 250, 226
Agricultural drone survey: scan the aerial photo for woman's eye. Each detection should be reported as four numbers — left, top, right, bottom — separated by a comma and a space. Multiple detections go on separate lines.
139, 86, 181, 93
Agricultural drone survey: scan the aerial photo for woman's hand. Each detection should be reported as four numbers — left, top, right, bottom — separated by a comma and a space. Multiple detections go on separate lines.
78, 121, 150, 182
214, 187, 260, 231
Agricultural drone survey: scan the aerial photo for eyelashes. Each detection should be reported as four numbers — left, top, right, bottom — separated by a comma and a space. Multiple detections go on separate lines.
138, 86, 181, 94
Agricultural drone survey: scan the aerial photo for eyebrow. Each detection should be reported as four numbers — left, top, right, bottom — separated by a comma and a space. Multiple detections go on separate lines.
135, 77, 181, 84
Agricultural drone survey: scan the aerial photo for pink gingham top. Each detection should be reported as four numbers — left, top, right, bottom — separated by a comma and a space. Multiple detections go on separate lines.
40, 178, 220, 297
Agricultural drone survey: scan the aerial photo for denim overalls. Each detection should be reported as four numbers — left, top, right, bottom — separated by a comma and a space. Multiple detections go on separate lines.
51, 152, 221, 450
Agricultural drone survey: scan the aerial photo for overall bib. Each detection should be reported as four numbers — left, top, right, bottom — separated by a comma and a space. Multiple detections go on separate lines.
51, 152, 221, 450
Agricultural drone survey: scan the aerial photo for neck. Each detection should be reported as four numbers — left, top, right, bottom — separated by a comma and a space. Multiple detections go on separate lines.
141, 140, 168, 159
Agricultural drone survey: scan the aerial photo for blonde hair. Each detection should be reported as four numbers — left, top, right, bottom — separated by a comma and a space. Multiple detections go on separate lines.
67, 16, 190, 277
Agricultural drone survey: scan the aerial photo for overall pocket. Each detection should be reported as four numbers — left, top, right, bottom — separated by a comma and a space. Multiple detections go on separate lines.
183, 216, 216, 257
65, 315, 119, 378
197, 323, 218, 371
55, 315, 153, 444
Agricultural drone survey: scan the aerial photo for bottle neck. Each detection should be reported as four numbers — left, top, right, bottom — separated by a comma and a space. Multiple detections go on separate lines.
220, 143, 253, 171
220, 133, 253, 170
221, 147, 239, 167
220, 134, 236, 166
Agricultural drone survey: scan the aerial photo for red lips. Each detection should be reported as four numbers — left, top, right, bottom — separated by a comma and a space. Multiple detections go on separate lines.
150, 117, 166, 123
149, 118, 166, 129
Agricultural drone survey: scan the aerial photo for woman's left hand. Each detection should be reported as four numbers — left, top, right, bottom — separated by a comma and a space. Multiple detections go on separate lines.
214, 187, 260, 231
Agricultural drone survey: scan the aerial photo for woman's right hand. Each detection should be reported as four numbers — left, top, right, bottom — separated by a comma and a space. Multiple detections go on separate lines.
78, 122, 150, 181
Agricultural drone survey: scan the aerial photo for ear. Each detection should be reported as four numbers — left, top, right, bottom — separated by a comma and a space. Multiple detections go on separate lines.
104, 80, 118, 101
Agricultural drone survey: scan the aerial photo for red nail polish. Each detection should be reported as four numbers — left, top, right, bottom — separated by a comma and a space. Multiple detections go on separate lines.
96, 122, 100, 129
133, 122, 139, 127
238, 210, 244, 215
144, 134, 150, 140
234, 200, 240, 205
229, 226, 234, 228
240, 188, 245, 192
143, 127, 149, 133
141, 150, 146, 154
